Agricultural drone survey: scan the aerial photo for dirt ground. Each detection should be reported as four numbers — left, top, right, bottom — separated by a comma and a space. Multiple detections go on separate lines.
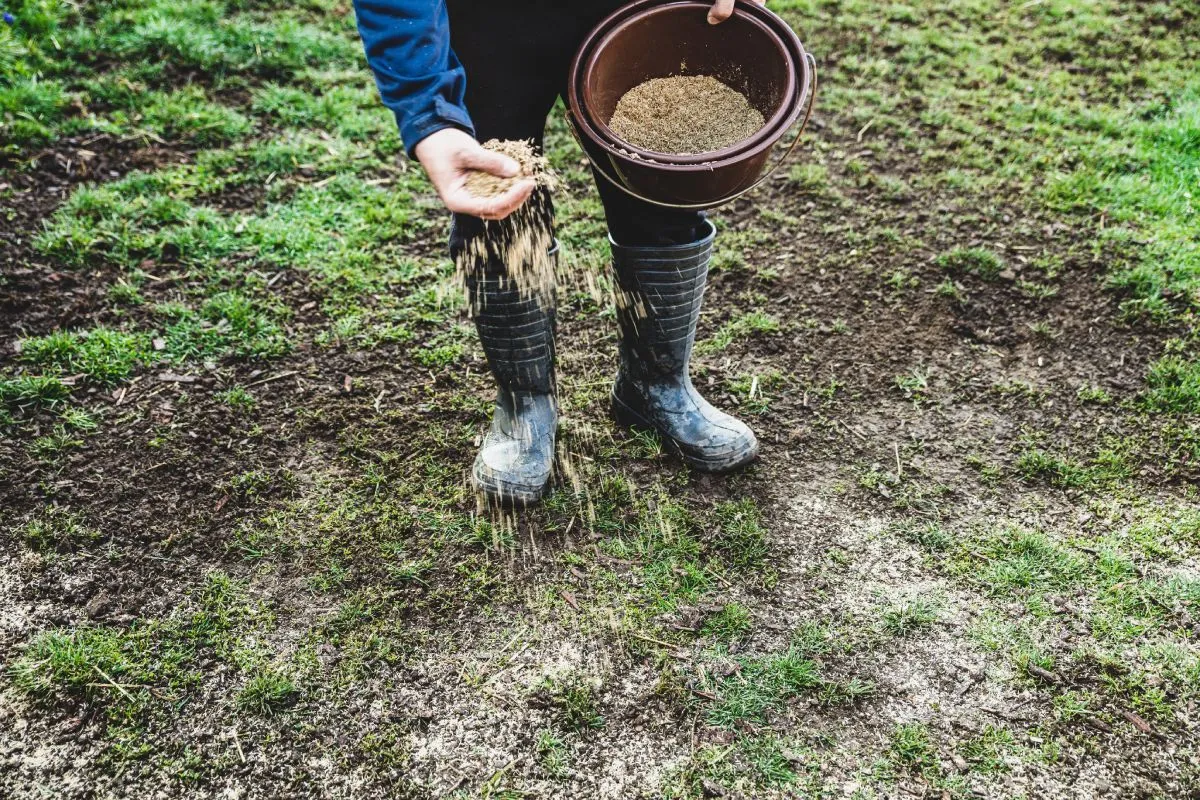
2, 1, 1198, 798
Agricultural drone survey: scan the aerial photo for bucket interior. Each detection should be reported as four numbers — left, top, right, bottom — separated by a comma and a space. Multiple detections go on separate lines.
583, 3, 791, 147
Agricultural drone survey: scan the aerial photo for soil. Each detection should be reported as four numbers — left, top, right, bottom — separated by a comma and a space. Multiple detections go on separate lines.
608, 76, 765, 155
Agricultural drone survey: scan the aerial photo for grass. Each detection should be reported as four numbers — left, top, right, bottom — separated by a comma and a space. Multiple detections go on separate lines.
662, 734, 809, 798
936, 247, 1005, 280
880, 598, 940, 636
702, 603, 753, 643
10, 571, 267, 717
535, 729, 569, 779
19, 328, 150, 384
217, 385, 256, 410
1142, 354, 1200, 413
21, 510, 98, 553
0, 374, 70, 411
236, 667, 297, 715
538, 673, 604, 733
10, 627, 137, 698
888, 722, 939, 777
898, 514, 1200, 728
713, 499, 771, 575
697, 311, 780, 355
1015, 443, 1133, 490
29, 425, 85, 460
703, 641, 821, 727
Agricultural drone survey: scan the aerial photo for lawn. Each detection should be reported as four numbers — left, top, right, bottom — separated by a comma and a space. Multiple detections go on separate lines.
1, 0, 1198, 798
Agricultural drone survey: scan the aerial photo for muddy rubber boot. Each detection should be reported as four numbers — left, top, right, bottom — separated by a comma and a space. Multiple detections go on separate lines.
465, 244, 559, 505
610, 221, 758, 472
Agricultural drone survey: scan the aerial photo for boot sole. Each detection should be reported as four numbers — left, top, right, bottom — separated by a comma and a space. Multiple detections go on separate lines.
472, 462, 551, 507
611, 393, 759, 474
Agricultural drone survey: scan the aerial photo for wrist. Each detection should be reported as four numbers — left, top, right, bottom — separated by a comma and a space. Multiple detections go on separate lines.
410, 123, 473, 162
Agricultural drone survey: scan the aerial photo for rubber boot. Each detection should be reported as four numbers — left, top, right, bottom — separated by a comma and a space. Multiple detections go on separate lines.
610, 221, 758, 472
464, 242, 559, 504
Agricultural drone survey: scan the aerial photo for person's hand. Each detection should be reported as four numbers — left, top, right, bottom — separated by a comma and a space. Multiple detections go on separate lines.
413, 128, 535, 221
708, 0, 766, 24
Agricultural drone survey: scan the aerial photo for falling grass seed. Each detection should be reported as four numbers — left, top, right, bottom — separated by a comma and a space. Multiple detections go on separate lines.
459, 139, 558, 309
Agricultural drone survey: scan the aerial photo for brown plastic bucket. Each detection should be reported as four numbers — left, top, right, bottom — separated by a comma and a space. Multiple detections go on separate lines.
583, 4, 794, 162
567, 0, 816, 209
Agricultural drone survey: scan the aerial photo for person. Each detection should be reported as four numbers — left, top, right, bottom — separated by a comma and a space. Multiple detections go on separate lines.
353, 0, 765, 504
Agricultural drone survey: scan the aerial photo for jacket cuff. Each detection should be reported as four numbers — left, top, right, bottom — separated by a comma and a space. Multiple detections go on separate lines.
401, 101, 476, 158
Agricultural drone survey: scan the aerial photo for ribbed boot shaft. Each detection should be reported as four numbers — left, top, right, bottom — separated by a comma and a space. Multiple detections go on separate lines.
462, 244, 558, 395
610, 222, 715, 377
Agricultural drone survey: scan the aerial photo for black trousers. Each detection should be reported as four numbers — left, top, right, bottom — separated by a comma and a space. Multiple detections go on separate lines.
445, 0, 708, 255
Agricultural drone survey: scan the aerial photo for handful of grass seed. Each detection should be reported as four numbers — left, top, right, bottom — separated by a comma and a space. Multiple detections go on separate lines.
463, 139, 555, 199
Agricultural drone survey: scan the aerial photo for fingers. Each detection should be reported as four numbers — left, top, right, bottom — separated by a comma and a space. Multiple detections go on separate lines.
709, 0, 765, 23
447, 179, 535, 221
708, 0, 735, 23
460, 146, 520, 178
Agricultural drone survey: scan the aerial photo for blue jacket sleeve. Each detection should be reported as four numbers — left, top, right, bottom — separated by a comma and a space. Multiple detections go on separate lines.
352, 0, 475, 155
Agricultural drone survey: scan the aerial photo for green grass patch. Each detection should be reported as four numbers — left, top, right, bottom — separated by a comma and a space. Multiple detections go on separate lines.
888, 722, 939, 776
703, 642, 821, 727
19, 328, 150, 384
537, 672, 604, 733
236, 666, 297, 715
697, 311, 779, 355
880, 597, 940, 636
0, 374, 71, 412
139, 86, 253, 145
20, 509, 99, 553
702, 603, 753, 643
936, 247, 1005, 280
712, 499, 771, 575
1142, 354, 1200, 414
1015, 442, 1133, 491
10, 572, 267, 714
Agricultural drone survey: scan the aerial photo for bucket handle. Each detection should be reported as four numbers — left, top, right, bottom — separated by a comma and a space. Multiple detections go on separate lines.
567, 51, 817, 211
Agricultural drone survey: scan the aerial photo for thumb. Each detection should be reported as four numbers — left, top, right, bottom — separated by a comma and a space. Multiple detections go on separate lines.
461, 146, 521, 178
708, 0, 735, 24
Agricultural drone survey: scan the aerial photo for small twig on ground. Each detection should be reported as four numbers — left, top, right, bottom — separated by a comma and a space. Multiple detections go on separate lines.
840, 419, 868, 441
1025, 663, 1060, 684
91, 665, 135, 702
245, 370, 299, 388
627, 631, 682, 651
130, 462, 169, 480
231, 727, 246, 763
706, 568, 733, 588
1120, 709, 1153, 734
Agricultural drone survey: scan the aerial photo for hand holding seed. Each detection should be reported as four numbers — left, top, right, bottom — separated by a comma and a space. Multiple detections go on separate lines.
413, 128, 536, 221
708, 0, 766, 25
